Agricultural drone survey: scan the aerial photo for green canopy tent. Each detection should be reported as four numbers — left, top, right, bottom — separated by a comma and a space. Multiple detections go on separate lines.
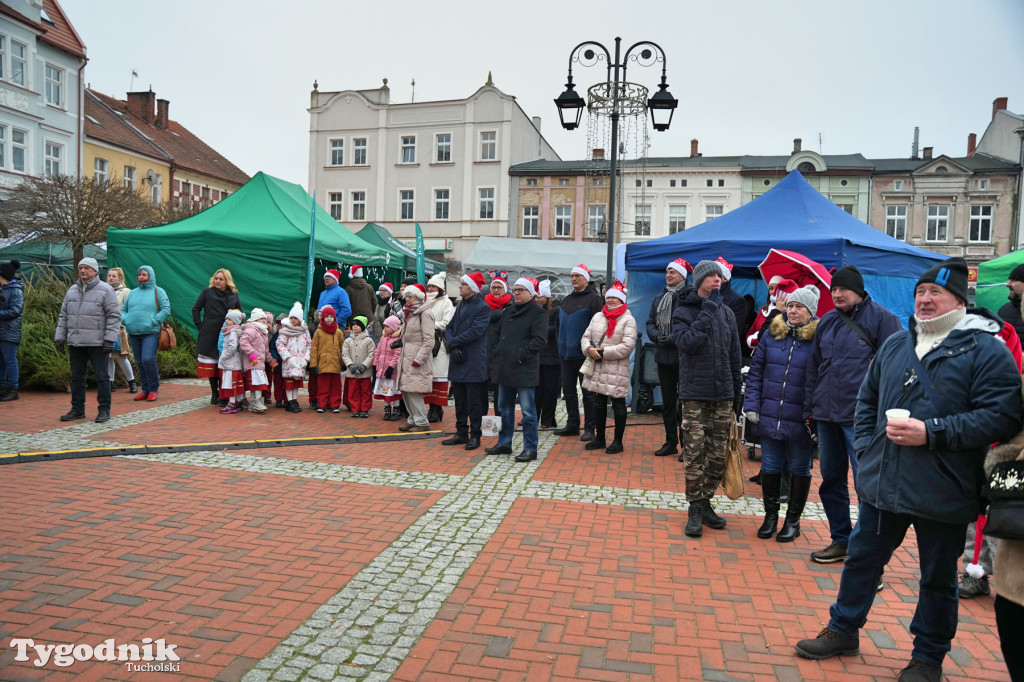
0, 237, 107, 282
106, 172, 393, 336
355, 223, 444, 280
976, 250, 1023, 314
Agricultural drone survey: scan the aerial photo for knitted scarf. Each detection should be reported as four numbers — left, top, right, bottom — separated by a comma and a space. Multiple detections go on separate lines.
484, 292, 510, 310
403, 300, 423, 320
249, 320, 268, 336
603, 303, 628, 338
279, 321, 308, 337
914, 307, 965, 359
656, 282, 684, 336
319, 317, 338, 335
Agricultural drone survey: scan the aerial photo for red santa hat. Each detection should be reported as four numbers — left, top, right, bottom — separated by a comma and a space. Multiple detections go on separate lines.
461, 272, 486, 293
571, 264, 591, 281
715, 257, 733, 281
490, 277, 508, 293
605, 279, 628, 303
514, 277, 539, 296
350, 265, 363, 279
405, 283, 427, 301
667, 258, 692, 278
378, 282, 394, 295
770, 278, 799, 303
324, 269, 342, 284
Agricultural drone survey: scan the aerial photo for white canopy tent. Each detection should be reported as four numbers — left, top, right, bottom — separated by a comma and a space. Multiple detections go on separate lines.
464, 237, 617, 296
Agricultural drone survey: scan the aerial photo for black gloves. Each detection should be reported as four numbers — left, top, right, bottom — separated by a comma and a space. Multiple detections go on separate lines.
102, 340, 114, 354
451, 348, 464, 363
708, 289, 723, 305
732, 398, 743, 419
390, 339, 403, 349
55, 339, 66, 353
656, 335, 673, 348
384, 366, 394, 379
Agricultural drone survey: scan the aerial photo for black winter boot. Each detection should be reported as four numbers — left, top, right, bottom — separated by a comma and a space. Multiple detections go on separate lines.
605, 406, 626, 453
777, 475, 812, 543
757, 473, 782, 539
129, 379, 138, 394
209, 377, 220, 406
701, 499, 727, 530
584, 427, 607, 450
780, 469, 791, 504
684, 502, 704, 537
383, 405, 392, 420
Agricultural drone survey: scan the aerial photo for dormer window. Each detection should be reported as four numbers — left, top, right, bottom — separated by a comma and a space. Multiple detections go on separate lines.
798, 162, 815, 173
935, 166, 949, 174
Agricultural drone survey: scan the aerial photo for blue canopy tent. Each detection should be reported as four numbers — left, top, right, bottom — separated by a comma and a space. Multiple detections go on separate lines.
625, 170, 946, 325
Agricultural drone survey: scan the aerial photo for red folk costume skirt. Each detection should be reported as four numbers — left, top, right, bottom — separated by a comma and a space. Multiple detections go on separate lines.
423, 379, 448, 407
218, 369, 245, 399
197, 355, 219, 378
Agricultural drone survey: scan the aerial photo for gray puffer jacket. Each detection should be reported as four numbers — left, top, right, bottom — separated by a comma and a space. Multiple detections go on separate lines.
581, 308, 637, 398
56, 276, 121, 347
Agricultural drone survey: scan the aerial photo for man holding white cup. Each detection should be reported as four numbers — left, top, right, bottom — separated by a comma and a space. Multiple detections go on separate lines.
795, 257, 1022, 681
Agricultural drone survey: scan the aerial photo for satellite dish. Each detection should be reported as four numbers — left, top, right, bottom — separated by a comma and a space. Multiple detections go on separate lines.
146, 169, 157, 183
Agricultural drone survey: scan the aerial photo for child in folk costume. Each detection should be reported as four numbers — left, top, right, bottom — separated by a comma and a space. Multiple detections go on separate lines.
268, 314, 287, 407
276, 302, 312, 414
343, 315, 377, 417
309, 304, 344, 413
308, 308, 322, 409
373, 315, 403, 420
218, 310, 246, 413
239, 307, 272, 413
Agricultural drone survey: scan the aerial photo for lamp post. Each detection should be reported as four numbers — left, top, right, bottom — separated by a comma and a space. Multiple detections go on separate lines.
555, 37, 677, 285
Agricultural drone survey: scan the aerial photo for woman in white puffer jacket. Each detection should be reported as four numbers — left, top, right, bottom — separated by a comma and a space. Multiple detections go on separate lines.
580, 280, 637, 454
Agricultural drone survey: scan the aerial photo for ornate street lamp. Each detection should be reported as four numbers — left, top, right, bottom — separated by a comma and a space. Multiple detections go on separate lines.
556, 37, 677, 284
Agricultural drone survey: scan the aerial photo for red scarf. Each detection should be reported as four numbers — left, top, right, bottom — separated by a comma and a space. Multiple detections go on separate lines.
484, 293, 510, 310
319, 318, 338, 335
603, 303, 627, 338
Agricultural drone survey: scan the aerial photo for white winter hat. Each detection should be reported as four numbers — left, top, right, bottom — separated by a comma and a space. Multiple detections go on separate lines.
288, 301, 304, 320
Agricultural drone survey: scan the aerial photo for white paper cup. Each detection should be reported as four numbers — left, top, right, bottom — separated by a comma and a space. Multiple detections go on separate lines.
885, 408, 910, 424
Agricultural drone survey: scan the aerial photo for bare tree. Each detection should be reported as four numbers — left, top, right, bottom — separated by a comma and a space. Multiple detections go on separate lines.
154, 196, 206, 225
0, 174, 156, 265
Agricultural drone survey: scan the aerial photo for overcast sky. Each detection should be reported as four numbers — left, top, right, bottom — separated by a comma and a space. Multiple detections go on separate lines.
60, 0, 1024, 188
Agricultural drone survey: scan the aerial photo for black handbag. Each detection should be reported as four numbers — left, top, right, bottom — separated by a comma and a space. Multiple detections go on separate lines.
984, 457, 1024, 541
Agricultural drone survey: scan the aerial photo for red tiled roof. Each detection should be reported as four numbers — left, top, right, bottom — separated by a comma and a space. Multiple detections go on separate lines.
86, 89, 250, 186
40, 0, 86, 60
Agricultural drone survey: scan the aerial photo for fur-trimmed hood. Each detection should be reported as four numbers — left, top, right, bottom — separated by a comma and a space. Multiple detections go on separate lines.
768, 314, 818, 341
986, 427, 1024, 475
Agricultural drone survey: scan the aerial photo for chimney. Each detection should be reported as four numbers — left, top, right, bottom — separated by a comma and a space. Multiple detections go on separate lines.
532, 116, 541, 133
793, 138, 802, 154
912, 126, 920, 159
156, 98, 169, 129
592, 148, 605, 160
993, 96, 1008, 120
923, 146, 933, 159
690, 139, 699, 157
967, 132, 977, 157
126, 90, 156, 125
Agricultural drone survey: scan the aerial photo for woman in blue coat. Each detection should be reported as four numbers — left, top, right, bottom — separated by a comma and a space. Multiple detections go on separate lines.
744, 285, 820, 542
121, 265, 171, 400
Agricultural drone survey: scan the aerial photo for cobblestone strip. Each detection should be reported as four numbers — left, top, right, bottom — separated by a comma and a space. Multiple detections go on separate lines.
122, 451, 463, 492
241, 431, 557, 682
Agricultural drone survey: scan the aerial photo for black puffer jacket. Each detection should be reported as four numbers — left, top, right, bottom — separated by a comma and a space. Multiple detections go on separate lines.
491, 301, 548, 388
671, 288, 742, 402
540, 300, 561, 367
721, 281, 751, 357
998, 298, 1024, 342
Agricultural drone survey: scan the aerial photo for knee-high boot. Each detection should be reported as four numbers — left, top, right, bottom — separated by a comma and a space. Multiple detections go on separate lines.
777, 475, 812, 543
606, 402, 626, 454
585, 400, 608, 450
209, 377, 220, 405
757, 472, 781, 538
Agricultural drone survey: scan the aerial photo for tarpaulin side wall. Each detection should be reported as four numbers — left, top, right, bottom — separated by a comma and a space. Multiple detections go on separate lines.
976, 249, 1024, 314
0, 237, 107, 282
465, 236, 611, 297
106, 172, 392, 336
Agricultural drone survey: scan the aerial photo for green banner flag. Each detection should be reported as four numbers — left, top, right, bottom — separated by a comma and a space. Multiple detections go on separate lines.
415, 222, 425, 283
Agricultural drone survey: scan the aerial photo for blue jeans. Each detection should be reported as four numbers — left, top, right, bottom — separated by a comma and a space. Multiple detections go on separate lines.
497, 385, 538, 451
0, 340, 18, 388
829, 501, 966, 667
69, 345, 111, 412
816, 421, 859, 545
759, 436, 812, 476
129, 332, 160, 394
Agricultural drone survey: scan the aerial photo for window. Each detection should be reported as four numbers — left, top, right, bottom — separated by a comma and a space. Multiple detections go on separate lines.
149, 173, 161, 206
526, 178, 538, 186
435, 134, 451, 163
400, 189, 414, 220
522, 205, 539, 237
178, 180, 191, 204
646, 179, 653, 188
202, 187, 210, 204
718, 179, 725, 187
587, 205, 605, 238
330, 139, 344, 166
762, 179, 771, 187
554, 205, 572, 237
634, 205, 651, 236
592, 178, 604, 186
435, 189, 450, 220
706, 205, 723, 221
93, 158, 109, 182
479, 188, 494, 219
669, 205, 687, 234
798, 161, 815, 173
836, 204, 854, 214
893, 180, 904, 191
680, 179, 687, 187
670, 180, 676, 188
44, 141, 62, 176
10, 40, 25, 85
979, 179, 989, 190
885, 205, 907, 241
970, 205, 993, 242
351, 191, 366, 221
124, 166, 137, 189
328, 192, 344, 220
0, 36, 4, 80
558, 178, 570, 186
11, 127, 25, 171
926, 205, 949, 242
706, 179, 713, 187
401, 136, 416, 163
480, 131, 496, 160
635, 180, 642, 188
44, 65, 62, 107
353, 138, 367, 165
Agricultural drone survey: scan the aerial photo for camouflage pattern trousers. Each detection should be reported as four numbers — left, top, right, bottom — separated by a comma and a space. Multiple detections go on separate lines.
680, 399, 732, 503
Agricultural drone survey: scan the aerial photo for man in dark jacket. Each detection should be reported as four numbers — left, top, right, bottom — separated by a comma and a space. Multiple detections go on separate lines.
716, 257, 751, 359
672, 260, 743, 538
796, 257, 1022, 681
554, 264, 604, 441
486, 277, 548, 462
645, 258, 691, 457
998, 263, 1024, 341
443, 272, 492, 451
346, 265, 377, 326
803, 265, 902, 565
55, 258, 122, 424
